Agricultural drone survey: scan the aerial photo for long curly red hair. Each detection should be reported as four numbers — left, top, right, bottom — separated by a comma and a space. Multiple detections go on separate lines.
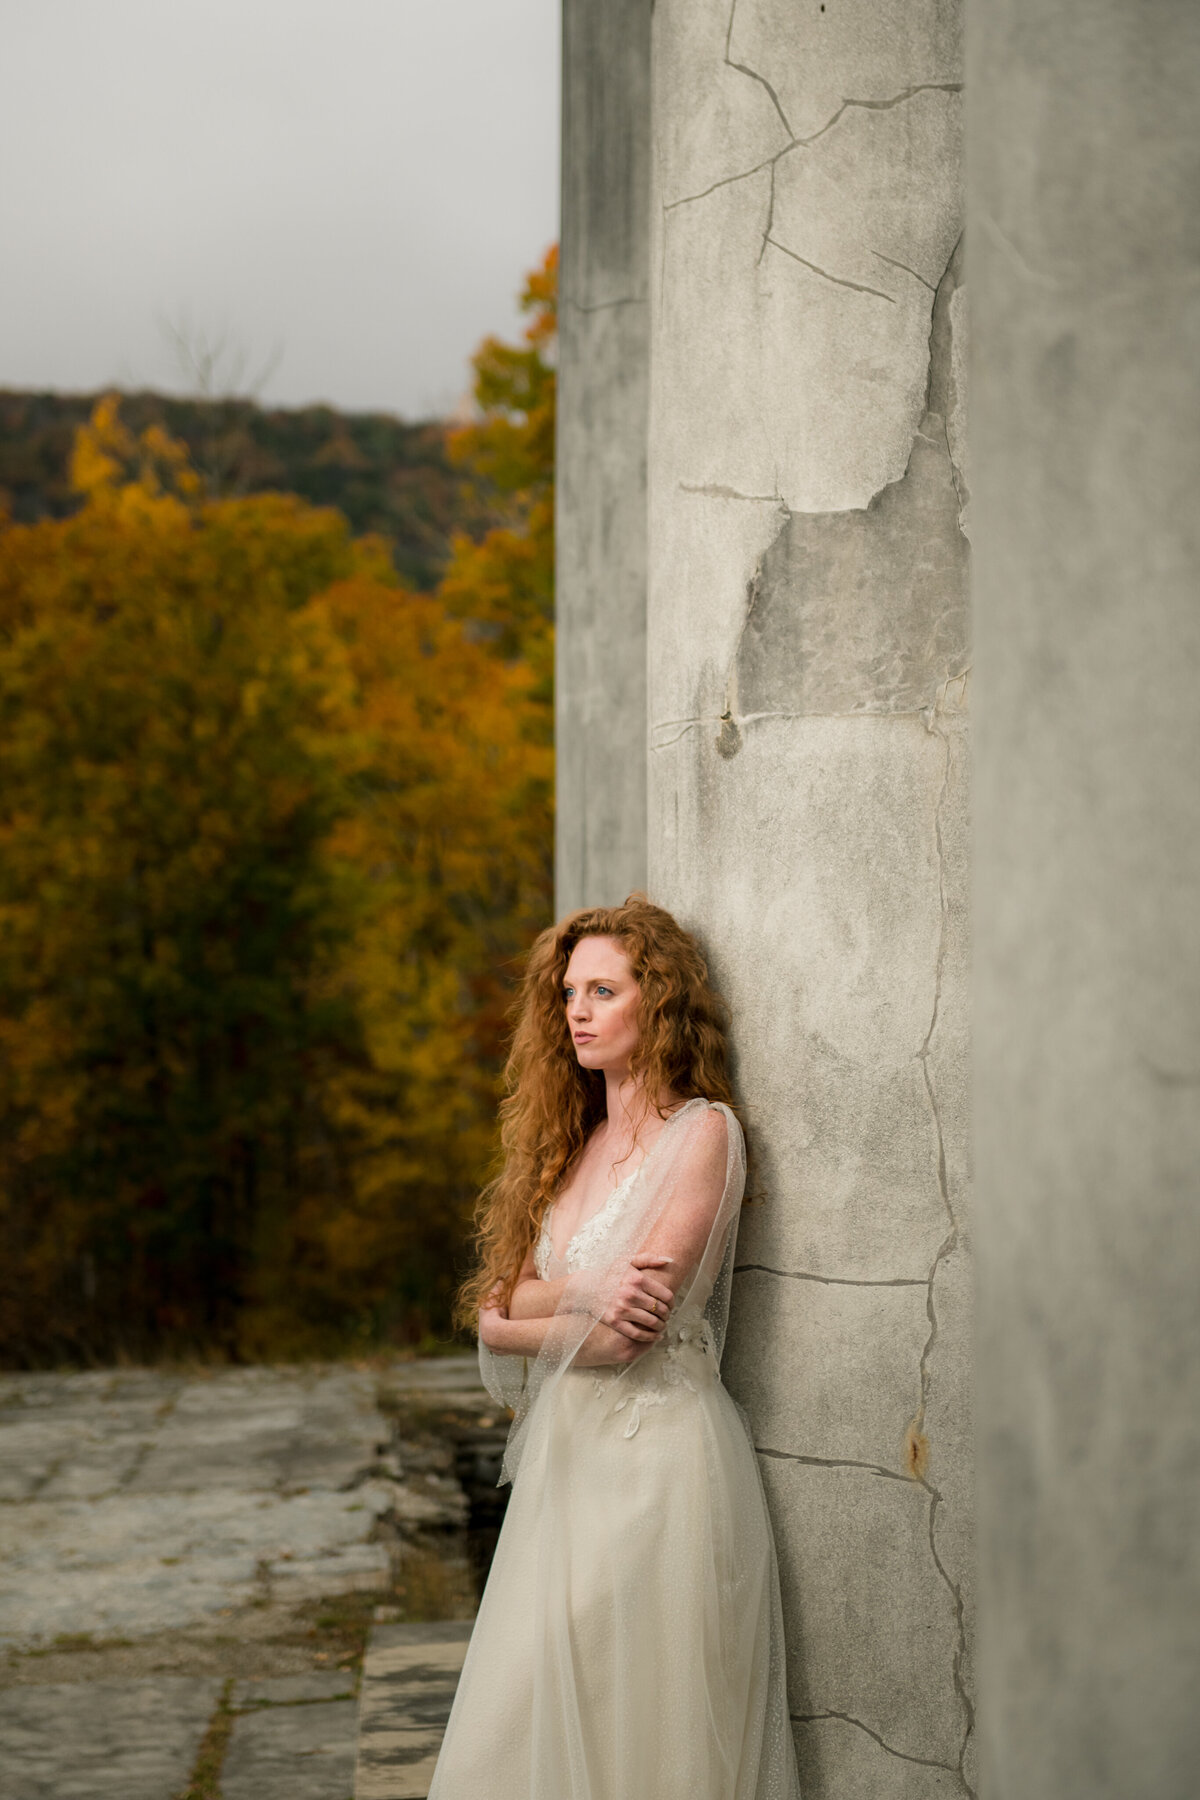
454, 893, 742, 1331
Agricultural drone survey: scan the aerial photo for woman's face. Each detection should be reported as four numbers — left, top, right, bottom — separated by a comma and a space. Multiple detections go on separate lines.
563, 935, 641, 1078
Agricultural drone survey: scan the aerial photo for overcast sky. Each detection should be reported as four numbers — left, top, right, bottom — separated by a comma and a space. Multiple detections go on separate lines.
0, 0, 559, 419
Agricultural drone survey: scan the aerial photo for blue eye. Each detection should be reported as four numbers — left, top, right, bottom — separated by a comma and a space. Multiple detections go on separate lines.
596, 985, 612, 996
563, 986, 574, 999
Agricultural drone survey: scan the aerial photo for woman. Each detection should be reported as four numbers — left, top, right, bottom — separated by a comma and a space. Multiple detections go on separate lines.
429, 895, 800, 1800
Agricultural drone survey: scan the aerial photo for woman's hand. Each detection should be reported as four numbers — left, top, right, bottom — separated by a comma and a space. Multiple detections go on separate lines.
576, 1321, 656, 1367
599, 1253, 676, 1344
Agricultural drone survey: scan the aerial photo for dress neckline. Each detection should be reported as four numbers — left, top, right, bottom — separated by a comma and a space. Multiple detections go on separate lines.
545, 1096, 709, 1264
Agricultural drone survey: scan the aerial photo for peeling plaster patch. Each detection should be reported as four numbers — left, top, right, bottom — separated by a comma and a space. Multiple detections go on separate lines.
721, 426, 968, 721
718, 234, 968, 728
716, 710, 743, 758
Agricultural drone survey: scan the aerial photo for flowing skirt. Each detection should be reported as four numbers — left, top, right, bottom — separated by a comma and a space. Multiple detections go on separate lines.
428, 1341, 800, 1800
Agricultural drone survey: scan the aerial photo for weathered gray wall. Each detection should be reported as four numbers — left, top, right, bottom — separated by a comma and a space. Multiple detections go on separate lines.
971, 4, 1200, 1797
555, 0, 651, 912
645, 4, 973, 1795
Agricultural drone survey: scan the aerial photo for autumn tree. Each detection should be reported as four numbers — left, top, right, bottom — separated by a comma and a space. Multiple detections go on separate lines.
0, 360, 552, 1362
439, 246, 556, 699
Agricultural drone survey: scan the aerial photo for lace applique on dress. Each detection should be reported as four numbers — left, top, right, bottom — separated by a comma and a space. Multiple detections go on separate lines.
535, 1167, 639, 1280
610, 1311, 719, 1437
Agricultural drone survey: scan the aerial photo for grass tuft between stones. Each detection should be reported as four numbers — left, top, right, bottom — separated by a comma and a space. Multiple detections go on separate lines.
175, 1675, 234, 1800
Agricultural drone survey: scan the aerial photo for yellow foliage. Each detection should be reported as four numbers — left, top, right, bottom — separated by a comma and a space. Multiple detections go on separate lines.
0, 365, 553, 1362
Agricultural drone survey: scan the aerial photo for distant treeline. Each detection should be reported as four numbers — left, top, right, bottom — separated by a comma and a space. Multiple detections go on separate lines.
0, 387, 485, 591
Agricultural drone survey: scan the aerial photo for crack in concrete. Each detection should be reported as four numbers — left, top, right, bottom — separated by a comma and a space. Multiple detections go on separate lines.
908, 701, 956, 1461
907, 694, 976, 1799
757, 1446, 908, 1483
654, 706, 966, 755
735, 1262, 928, 1288
923, 1482, 978, 1797
792, 1708, 962, 1773
872, 247, 936, 292
764, 236, 897, 303
758, 157, 778, 265
680, 482, 783, 503
925, 232, 969, 531
725, 0, 796, 137
796, 83, 963, 148
564, 295, 644, 315
664, 156, 778, 214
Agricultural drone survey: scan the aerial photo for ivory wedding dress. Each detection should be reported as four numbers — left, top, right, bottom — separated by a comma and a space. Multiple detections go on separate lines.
428, 1097, 800, 1800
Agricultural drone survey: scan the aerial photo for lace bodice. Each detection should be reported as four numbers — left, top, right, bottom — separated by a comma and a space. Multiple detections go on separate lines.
534, 1167, 639, 1278
533, 1147, 724, 1439
481, 1099, 745, 1472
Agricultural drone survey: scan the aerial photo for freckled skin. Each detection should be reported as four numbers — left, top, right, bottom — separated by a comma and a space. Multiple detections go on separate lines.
562, 935, 641, 1085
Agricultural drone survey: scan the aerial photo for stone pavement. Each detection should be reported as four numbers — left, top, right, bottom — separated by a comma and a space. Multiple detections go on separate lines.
0, 1676, 221, 1799
0, 1363, 468, 1647
354, 1621, 473, 1800
0, 1356, 494, 1798
224, 1672, 359, 1800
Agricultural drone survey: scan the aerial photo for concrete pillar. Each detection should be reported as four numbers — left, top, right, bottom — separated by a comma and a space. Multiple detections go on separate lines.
555, 0, 651, 912
971, 4, 1200, 1797
646, 5, 972, 1794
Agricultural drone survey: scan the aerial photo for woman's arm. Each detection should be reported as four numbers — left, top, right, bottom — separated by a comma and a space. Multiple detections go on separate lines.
631, 1107, 731, 1296
506, 1248, 565, 1320
508, 1249, 676, 1343
479, 1295, 653, 1366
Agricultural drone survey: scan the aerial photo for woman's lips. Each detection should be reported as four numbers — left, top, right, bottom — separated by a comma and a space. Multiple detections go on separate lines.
573, 1033, 596, 1044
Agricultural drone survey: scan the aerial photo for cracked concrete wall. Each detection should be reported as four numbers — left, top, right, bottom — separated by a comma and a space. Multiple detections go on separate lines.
971, 3, 1200, 1797
555, 0, 652, 911
645, 4, 972, 1794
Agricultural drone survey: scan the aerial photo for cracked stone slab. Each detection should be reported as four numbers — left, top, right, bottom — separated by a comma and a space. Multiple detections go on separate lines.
0, 1485, 392, 1645
0, 1676, 219, 1800
0, 1365, 445, 1650
223, 1695, 358, 1800
354, 1621, 473, 1800
232, 1671, 357, 1706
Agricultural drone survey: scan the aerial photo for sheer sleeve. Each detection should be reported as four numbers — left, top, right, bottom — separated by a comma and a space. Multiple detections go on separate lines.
495, 1097, 746, 1485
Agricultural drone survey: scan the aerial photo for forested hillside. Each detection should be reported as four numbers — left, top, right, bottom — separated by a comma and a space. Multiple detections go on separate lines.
0, 250, 556, 1366
0, 388, 483, 591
